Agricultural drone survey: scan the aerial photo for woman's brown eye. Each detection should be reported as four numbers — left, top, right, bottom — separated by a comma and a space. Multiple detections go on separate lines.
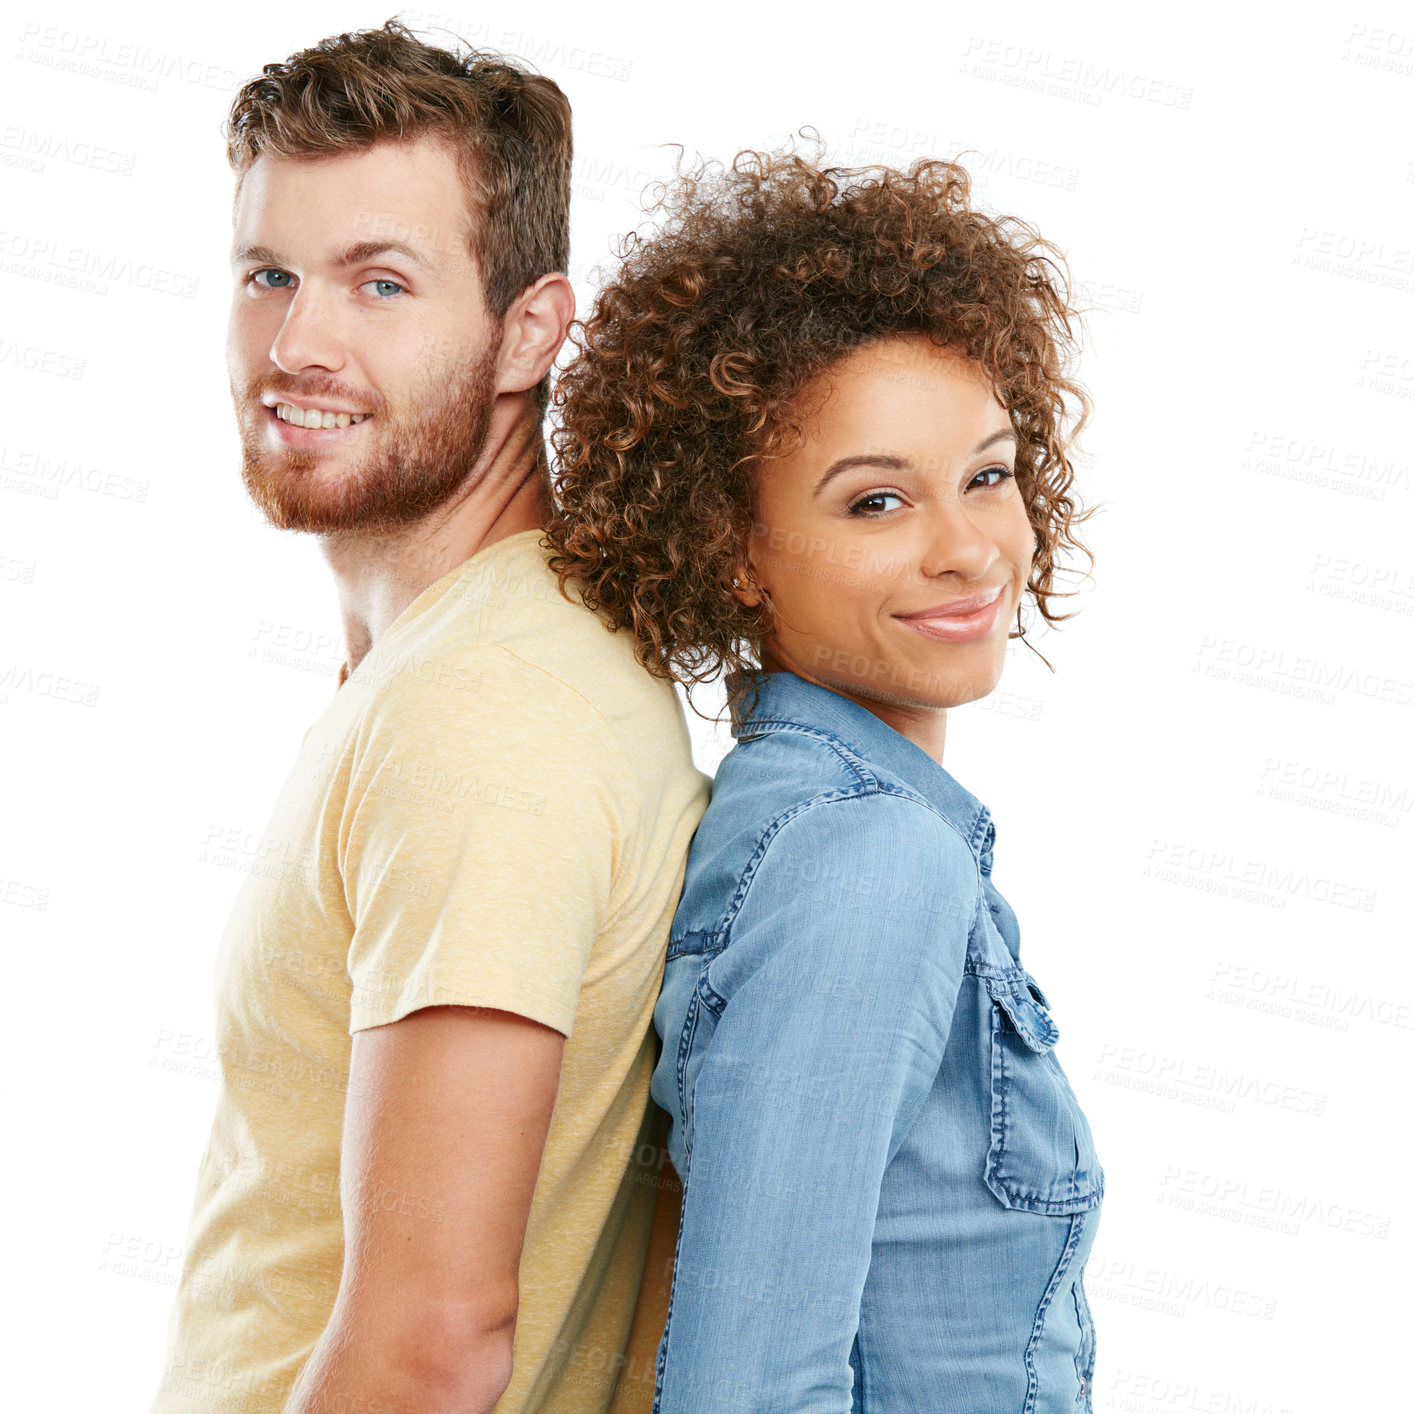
973, 468, 1015, 490
849, 492, 903, 516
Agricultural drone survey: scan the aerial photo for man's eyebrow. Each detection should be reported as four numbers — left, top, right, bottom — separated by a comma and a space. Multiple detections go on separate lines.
335, 239, 437, 272
229, 240, 438, 271
813, 430, 1015, 497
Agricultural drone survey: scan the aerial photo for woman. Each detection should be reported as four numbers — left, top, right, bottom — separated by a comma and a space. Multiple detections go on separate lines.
544, 147, 1104, 1414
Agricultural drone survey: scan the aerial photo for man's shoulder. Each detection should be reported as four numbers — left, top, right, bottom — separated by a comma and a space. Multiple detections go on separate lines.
431, 532, 663, 679
354, 532, 695, 770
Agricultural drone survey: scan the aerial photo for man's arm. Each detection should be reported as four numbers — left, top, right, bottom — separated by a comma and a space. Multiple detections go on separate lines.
282, 1004, 565, 1414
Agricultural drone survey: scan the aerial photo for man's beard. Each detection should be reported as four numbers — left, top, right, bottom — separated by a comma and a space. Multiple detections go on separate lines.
233, 339, 500, 535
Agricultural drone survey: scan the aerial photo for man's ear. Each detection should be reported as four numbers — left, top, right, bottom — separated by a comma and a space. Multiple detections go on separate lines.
494, 272, 575, 395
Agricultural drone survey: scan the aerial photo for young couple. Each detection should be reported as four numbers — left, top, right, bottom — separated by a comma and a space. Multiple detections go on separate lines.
150, 18, 1104, 1414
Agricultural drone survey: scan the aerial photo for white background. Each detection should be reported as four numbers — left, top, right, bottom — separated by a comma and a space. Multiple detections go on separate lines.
3, 1, 1411, 1408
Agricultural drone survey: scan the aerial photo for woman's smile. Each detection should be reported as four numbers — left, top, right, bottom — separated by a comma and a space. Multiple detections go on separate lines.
893, 584, 1008, 643
742, 334, 1035, 741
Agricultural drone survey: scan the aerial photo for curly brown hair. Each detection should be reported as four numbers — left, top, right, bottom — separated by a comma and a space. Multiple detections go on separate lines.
543, 142, 1096, 723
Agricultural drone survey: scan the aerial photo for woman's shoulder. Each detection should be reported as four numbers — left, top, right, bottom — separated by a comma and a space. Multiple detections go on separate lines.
715, 726, 973, 847
671, 727, 979, 943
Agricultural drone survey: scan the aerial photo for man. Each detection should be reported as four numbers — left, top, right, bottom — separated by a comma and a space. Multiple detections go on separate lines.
149, 20, 707, 1414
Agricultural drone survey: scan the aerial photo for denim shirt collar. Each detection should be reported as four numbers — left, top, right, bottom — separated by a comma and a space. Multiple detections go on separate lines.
730, 670, 997, 870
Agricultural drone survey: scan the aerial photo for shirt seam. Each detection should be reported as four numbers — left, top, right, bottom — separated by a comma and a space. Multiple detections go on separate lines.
738, 716, 991, 855
737, 717, 881, 790
717, 784, 986, 951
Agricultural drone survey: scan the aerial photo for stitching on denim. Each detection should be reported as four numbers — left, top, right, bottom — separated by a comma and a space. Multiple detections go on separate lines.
717, 786, 879, 926
666, 928, 722, 961
737, 717, 881, 790
1072, 1271, 1096, 1409
741, 715, 991, 845
650, 1162, 696, 1414
697, 971, 728, 1017
1021, 966, 1052, 1009
715, 783, 984, 955
668, 842, 950, 1408
989, 977, 1061, 1050
850, 1327, 866, 1414
676, 990, 701, 1170
985, 994, 1102, 1215
963, 935, 1031, 982
1022, 1208, 1087, 1414
971, 808, 995, 865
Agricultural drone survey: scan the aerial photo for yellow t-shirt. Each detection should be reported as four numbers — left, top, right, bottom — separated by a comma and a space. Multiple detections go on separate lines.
150, 529, 711, 1414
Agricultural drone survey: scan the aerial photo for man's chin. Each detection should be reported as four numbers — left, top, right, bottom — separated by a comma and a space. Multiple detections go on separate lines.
238, 450, 475, 535
234, 350, 498, 535
240, 455, 376, 534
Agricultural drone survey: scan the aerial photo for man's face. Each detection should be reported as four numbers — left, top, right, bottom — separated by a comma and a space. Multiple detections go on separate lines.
227, 134, 503, 534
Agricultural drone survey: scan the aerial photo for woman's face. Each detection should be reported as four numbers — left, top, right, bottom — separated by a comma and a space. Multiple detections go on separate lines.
742, 335, 1035, 738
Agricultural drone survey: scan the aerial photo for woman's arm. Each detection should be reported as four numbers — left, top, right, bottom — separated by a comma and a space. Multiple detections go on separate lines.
656, 792, 979, 1414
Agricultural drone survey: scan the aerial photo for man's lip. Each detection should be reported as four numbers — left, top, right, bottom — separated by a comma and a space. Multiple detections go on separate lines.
260, 394, 373, 415
895, 586, 1005, 620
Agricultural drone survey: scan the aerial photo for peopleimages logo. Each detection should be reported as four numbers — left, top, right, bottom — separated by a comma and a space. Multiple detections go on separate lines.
959, 37, 1193, 108
1142, 838, 1377, 913
1092, 1042, 1329, 1118
15, 21, 242, 93
0, 229, 199, 299
1157, 1165, 1392, 1240
1208, 960, 1414, 1034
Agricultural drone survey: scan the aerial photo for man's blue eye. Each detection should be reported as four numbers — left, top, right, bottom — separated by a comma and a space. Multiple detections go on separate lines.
364, 279, 404, 298
253, 269, 293, 288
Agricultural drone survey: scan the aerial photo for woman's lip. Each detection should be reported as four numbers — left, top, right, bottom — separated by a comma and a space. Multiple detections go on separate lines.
895, 590, 1007, 643
895, 587, 1004, 620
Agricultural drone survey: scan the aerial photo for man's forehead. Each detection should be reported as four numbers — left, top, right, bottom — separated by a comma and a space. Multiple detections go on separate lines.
233, 140, 472, 266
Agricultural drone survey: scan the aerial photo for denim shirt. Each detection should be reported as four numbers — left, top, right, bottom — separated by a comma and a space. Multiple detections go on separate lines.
650, 670, 1104, 1414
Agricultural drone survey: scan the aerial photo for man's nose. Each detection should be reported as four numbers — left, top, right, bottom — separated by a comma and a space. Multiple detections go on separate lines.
269, 286, 345, 375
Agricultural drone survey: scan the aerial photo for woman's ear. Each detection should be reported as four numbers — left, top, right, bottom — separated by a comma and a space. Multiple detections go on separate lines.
730, 566, 763, 608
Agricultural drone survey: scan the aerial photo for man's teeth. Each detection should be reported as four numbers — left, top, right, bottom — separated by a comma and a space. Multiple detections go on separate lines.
274, 403, 370, 429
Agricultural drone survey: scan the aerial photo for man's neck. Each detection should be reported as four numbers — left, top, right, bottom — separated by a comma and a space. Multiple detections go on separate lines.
323, 402, 552, 678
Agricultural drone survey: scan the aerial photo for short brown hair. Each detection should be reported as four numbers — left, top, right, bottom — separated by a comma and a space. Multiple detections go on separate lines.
225, 16, 572, 412
544, 144, 1095, 722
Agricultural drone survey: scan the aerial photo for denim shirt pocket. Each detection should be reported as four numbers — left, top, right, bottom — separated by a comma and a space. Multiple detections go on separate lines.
979, 966, 1104, 1215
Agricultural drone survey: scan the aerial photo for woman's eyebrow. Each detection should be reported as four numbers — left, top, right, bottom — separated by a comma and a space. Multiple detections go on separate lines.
814, 430, 1016, 497
815, 454, 910, 498
974, 429, 1017, 453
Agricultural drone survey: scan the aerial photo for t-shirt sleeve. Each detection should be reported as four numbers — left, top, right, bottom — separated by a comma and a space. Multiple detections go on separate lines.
340, 645, 623, 1038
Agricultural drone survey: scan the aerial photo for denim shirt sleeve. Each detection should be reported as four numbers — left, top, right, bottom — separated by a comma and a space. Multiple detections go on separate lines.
657, 791, 980, 1413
